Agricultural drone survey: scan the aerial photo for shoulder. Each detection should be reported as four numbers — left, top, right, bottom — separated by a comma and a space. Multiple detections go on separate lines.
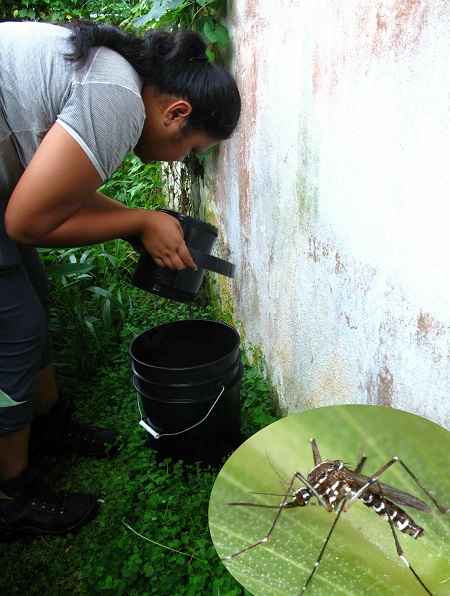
78, 46, 143, 97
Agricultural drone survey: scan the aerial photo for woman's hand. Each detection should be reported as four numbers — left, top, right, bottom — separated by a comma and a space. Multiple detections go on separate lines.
140, 210, 197, 271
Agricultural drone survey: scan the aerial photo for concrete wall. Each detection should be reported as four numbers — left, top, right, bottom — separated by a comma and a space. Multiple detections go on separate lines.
202, 0, 450, 429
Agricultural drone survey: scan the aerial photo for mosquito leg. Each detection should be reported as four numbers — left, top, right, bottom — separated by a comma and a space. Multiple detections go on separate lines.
222, 472, 299, 560
372, 458, 449, 515
265, 451, 291, 488
300, 499, 346, 594
226, 501, 289, 509
354, 454, 367, 474
294, 471, 332, 511
245, 492, 320, 509
374, 479, 433, 596
310, 438, 322, 465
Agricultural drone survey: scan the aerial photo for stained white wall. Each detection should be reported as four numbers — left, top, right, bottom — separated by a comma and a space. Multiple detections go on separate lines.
202, 0, 450, 429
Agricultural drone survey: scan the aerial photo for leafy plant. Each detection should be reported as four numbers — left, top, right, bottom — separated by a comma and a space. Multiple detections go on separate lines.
0, 390, 23, 408
39, 242, 133, 377
0, 279, 275, 594
1, 0, 133, 23
127, 0, 230, 61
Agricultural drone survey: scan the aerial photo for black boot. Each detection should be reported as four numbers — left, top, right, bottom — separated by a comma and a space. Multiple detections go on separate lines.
0, 467, 98, 539
30, 397, 119, 458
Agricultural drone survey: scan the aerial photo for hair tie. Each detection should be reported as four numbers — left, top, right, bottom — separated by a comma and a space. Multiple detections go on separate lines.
190, 55, 208, 62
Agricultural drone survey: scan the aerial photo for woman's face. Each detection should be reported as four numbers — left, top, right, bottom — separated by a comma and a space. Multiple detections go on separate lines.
134, 85, 217, 163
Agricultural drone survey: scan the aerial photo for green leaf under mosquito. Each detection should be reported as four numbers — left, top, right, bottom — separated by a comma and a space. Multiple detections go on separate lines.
209, 405, 450, 596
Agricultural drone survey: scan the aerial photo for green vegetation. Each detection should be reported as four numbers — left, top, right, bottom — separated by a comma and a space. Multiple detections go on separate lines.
0, 293, 276, 594
0, 390, 23, 407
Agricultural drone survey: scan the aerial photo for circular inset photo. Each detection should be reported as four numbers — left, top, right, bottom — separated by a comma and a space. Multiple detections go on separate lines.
209, 405, 450, 595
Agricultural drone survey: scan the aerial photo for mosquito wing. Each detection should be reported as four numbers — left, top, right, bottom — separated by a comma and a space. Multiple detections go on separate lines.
343, 469, 432, 512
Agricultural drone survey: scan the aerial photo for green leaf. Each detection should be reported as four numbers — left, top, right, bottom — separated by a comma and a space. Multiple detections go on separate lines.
205, 47, 215, 62
0, 389, 24, 408
196, 146, 214, 162
133, 0, 170, 27
18, 8, 35, 19
203, 19, 229, 49
87, 286, 128, 312
209, 405, 450, 595
211, 22, 230, 49
132, 13, 155, 28
168, 0, 185, 9
44, 262, 95, 277
144, 0, 168, 20
203, 18, 216, 42
132, 0, 184, 27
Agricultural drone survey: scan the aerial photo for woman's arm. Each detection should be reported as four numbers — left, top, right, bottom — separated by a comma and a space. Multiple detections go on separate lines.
5, 122, 196, 270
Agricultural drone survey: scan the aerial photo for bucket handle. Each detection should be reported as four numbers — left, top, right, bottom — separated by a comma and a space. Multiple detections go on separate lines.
137, 384, 225, 439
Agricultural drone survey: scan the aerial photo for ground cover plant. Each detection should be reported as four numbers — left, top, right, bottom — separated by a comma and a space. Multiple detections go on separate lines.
0, 294, 276, 594
0, 153, 278, 594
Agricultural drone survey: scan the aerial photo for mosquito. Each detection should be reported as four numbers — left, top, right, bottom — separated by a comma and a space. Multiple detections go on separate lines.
222, 438, 449, 594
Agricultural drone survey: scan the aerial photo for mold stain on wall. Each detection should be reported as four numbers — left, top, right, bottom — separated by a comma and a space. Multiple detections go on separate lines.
371, 0, 431, 57
232, 0, 267, 245
366, 364, 395, 407
416, 311, 448, 364
296, 132, 320, 227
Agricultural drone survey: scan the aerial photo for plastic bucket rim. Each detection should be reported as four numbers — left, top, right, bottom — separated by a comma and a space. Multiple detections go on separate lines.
156, 207, 219, 237
129, 319, 240, 374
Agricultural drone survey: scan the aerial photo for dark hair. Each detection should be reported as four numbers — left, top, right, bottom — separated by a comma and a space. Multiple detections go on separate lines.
66, 22, 241, 141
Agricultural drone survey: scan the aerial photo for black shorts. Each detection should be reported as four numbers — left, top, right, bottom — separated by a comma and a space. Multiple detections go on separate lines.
0, 207, 52, 434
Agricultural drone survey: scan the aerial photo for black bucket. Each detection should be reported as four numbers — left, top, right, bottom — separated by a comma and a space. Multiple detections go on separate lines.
130, 319, 243, 466
130, 209, 235, 303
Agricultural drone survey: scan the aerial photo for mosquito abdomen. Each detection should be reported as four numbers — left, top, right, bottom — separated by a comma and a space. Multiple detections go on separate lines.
359, 492, 424, 538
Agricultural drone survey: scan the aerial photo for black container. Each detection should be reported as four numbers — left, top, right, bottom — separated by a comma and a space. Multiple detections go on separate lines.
131, 209, 235, 303
130, 320, 242, 466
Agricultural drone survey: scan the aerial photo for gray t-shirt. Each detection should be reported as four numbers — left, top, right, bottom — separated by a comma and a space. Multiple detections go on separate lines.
0, 21, 145, 203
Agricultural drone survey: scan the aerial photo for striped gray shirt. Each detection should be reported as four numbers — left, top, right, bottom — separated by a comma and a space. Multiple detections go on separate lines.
0, 21, 145, 203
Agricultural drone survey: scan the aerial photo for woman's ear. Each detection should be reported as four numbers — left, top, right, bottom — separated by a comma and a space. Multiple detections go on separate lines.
163, 100, 192, 126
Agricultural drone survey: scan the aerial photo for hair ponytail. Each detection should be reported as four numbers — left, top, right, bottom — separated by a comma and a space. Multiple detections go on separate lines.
66, 22, 240, 140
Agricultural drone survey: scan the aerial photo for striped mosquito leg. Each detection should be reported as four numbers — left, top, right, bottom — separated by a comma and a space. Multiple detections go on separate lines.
300, 499, 346, 594
354, 454, 367, 474
372, 457, 449, 515
373, 478, 433, 596
222, 471, 299, 560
